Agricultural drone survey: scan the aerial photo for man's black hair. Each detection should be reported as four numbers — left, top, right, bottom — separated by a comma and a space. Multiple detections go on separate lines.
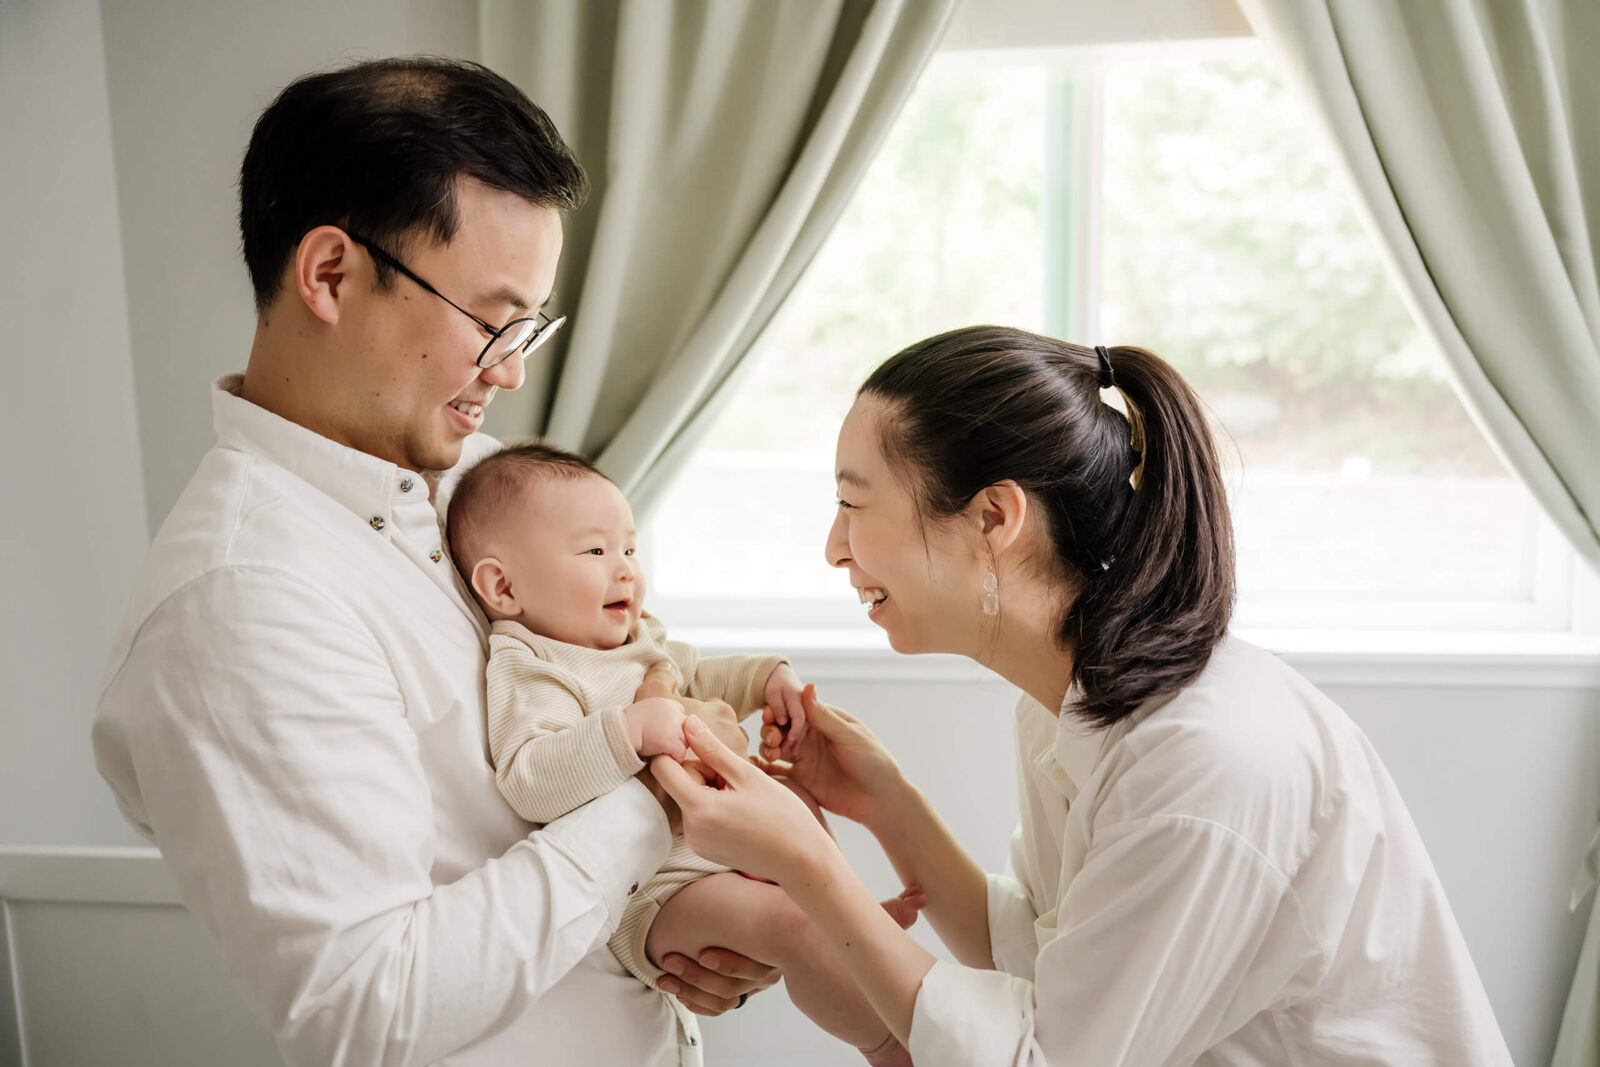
239, 56, 588, 313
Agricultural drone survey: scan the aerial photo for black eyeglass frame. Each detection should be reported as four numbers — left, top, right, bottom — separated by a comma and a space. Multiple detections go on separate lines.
347, 233, 565, 369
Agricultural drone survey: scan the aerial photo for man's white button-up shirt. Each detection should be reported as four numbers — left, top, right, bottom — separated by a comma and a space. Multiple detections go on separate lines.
93, 376, 694, 1067
908, 635, 1513, 1067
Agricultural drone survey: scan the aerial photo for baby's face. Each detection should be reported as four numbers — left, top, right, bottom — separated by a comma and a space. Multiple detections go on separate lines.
489, 474, 645, 649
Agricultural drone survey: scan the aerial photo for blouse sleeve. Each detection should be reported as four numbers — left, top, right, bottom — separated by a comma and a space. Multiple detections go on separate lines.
910, 814, 1315, 1067
986, 827, 1042, 978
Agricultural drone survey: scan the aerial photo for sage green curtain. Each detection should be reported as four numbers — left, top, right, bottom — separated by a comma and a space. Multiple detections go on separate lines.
478, 0, 958, 515
1234, 2, 1600, 1063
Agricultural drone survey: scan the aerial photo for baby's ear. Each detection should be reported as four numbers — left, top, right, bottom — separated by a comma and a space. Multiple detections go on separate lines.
470, 556, 517, 617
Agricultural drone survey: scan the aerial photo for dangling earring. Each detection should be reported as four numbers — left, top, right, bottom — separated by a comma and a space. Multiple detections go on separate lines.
982, 561, 1000, 616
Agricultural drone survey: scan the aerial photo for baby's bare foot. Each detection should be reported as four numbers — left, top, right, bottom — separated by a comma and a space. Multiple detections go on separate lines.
880, 884, 926, 930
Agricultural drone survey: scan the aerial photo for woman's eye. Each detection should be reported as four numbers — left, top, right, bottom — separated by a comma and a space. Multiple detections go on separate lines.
835, 498, 855, 510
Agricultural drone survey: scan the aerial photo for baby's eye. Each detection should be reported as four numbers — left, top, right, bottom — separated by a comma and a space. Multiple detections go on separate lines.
624, 547, 636, 557
585, 548, 604, 556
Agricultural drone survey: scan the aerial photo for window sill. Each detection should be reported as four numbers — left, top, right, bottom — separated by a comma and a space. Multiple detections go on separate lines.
673, 625, 1600, 690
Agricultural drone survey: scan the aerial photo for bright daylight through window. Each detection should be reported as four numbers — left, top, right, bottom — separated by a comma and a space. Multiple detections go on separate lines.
648, 42, 1582, 636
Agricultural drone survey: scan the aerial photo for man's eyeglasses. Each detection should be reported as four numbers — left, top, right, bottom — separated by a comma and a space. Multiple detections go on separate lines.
347, 233, 565, 369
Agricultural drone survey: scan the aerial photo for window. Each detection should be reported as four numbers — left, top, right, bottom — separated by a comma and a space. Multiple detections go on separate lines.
645, 40, 1588, 637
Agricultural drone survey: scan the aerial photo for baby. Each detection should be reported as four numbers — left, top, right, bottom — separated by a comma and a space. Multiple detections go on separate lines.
446, 442, 921, 1066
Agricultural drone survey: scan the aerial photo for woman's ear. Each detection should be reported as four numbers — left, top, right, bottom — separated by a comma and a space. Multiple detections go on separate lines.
470, 556, 518, 618
977, 480, 1029, 556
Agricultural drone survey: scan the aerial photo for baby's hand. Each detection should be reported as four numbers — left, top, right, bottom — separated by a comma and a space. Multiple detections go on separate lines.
624, 697, 688, 761
761, 662, 807, 758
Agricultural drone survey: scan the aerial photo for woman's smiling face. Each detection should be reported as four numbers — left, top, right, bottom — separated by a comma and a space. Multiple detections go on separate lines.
825, 397, 984, 655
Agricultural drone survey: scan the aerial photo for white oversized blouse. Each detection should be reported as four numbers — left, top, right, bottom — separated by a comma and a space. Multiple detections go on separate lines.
908, 636, 1513, 1066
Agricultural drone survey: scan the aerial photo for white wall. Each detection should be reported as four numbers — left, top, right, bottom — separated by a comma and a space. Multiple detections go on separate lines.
2, 3, 1597, 1066
0, 0, 150, 846
96, 0, 480, 534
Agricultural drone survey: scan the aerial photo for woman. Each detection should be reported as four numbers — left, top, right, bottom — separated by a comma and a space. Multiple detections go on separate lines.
653, 326, 1513, 1066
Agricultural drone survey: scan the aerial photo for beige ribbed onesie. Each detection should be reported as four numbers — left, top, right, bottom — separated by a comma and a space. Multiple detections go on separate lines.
485, 613, 784, 989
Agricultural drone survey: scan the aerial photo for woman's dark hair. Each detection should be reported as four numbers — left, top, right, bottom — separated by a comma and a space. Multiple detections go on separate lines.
860, 325, 1235, 728
239, 56, 588, 313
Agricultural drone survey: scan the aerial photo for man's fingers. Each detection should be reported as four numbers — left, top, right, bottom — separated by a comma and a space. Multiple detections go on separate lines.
695, 948, 781, 986
655, 950, 778, 1015
656, 974, 737, 1016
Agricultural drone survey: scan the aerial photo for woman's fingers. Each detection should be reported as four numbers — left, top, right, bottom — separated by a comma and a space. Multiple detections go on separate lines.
650, 753, 706, 805
683, 716, 754, 781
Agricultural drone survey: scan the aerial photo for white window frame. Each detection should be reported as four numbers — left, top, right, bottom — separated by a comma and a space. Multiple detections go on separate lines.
643, 15, 1600, 654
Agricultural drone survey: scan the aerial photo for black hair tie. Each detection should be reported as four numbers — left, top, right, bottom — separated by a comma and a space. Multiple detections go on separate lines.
1095, 345, 1115, 389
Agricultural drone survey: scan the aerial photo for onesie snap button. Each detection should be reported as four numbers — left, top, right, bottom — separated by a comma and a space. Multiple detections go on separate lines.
629, 882, 639, 895
399, 477, 414, 493
369, 516, 386, 531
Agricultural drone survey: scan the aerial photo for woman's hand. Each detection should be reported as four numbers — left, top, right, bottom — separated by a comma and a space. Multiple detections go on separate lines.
652, 718, 837, 886
757, 684, 906, 828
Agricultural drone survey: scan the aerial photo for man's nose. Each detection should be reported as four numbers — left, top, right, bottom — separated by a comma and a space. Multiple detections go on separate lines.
824, 510, 851, 569
480, 352, 526, 392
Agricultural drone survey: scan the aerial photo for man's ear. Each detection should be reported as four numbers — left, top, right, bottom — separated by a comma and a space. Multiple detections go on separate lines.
470, 556, 518, 618
976, 480, 1029, 557
293, 225, 357, 325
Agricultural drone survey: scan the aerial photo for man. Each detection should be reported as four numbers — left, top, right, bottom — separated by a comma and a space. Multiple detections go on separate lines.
93, 57, 770, 1066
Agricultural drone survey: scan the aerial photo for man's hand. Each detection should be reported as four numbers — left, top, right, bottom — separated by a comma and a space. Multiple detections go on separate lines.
623, 697, 688, 760
656, 949, 781, 1016
635, 659, 680, 702
761, 663, 807, 758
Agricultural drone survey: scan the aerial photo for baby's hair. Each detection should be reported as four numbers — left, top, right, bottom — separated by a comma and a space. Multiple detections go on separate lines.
446, 441, 611, 580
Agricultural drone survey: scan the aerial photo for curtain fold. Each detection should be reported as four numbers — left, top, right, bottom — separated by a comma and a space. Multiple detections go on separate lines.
478, 0, 957, 515
1233, 2, 1600, 1063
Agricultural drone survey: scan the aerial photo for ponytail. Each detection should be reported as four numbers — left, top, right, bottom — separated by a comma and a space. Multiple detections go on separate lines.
1065, 345, 1234, 726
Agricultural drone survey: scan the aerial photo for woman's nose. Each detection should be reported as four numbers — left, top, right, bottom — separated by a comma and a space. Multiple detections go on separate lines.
824, 509, 851, 569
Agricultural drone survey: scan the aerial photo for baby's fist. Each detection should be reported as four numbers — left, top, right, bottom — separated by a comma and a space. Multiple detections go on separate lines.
762, 662, 807, 757
624, 697, 688, 761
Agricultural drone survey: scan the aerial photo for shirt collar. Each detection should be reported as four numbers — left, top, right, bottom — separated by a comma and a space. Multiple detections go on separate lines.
1037, 681, 1146, 801
212, 373, 418, 525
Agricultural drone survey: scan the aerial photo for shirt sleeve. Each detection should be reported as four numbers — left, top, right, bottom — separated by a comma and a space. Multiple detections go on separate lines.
987, 827, 1042, 978
486, 638, 646, 824
679, 651, 787, 719
909, 814, 1314, 1067
92, 566, 671, 1067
